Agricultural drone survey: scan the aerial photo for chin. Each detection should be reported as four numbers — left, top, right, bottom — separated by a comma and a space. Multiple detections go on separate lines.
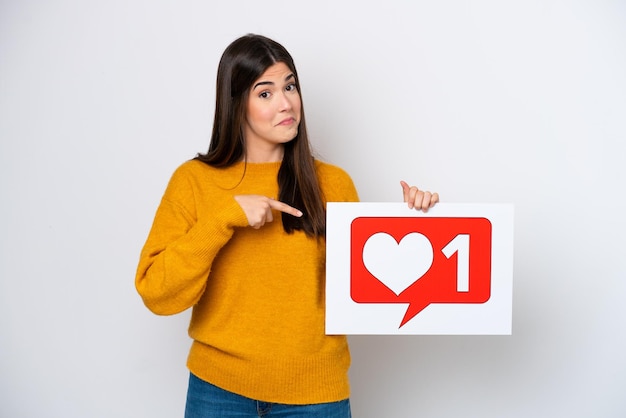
283, 131, 299, 143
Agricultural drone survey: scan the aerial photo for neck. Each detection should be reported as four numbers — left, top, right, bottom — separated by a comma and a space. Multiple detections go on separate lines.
244, 144, 285, 163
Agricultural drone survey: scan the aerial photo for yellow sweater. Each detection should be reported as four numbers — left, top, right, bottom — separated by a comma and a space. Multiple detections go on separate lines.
136, 159, 359, 404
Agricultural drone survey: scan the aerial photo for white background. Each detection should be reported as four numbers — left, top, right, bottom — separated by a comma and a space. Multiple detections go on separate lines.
1, 1, 624, 417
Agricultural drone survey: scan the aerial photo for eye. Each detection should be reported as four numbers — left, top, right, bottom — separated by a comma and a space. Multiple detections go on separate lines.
285, 83, 298, 92
259, 91, 271, 99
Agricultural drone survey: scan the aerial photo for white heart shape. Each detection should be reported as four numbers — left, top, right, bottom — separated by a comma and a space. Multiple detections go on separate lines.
362, 232, 434, 295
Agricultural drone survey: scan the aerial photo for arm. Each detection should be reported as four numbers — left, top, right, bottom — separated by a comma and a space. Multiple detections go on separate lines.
135, 166, 248, 315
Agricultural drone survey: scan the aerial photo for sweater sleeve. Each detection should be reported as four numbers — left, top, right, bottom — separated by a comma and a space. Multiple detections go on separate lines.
135, 164, 249, 315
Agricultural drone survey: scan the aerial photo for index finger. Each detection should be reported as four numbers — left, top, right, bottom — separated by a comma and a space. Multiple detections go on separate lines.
268, 199, 303, 217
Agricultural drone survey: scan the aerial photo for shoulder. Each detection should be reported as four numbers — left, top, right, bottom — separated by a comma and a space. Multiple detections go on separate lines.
314, 160, 359, 202
314, 159, 350, 177
161, 159, 215, 201
171, 159, 212, 178
168, 159, 229, 187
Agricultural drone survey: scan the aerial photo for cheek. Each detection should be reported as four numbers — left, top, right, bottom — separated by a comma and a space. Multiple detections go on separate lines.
248, 103, 274, 125
246, 104, 265, 126
293, 97, 303, 119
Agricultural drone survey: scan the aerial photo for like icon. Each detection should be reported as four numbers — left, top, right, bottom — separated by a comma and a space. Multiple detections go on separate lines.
351, 217, 492, 327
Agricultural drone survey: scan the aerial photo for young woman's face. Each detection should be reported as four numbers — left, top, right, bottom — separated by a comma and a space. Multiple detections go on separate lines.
244, 62, 302, 159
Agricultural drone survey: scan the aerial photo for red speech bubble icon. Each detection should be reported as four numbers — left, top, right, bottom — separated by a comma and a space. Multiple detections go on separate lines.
350, 217, 492, 327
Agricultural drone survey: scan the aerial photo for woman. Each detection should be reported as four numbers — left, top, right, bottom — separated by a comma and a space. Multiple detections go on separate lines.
135, 34, 438, 417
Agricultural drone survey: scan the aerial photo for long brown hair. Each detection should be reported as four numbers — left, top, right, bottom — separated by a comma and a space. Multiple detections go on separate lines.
195, 34, 325, 237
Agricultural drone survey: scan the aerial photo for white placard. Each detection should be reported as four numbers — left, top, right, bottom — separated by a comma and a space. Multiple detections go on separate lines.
326, 203, 514, 335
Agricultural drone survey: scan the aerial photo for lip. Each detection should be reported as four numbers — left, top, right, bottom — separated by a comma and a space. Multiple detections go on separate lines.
276, 117, 296, 126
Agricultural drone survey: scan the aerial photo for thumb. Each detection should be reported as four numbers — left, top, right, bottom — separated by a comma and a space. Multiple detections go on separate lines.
400, 180, 410, 202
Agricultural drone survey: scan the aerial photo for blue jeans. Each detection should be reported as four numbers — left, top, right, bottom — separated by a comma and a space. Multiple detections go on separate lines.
185, 373, 352, 418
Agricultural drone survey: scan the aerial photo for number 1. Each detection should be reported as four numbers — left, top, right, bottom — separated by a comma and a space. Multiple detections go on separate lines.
442, 234, 470, 292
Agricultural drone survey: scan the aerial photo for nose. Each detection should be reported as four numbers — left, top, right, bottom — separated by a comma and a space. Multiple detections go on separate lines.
278, 91, 293, 112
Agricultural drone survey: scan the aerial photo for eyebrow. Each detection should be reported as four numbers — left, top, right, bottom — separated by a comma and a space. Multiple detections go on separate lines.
253, 73, 296, 90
